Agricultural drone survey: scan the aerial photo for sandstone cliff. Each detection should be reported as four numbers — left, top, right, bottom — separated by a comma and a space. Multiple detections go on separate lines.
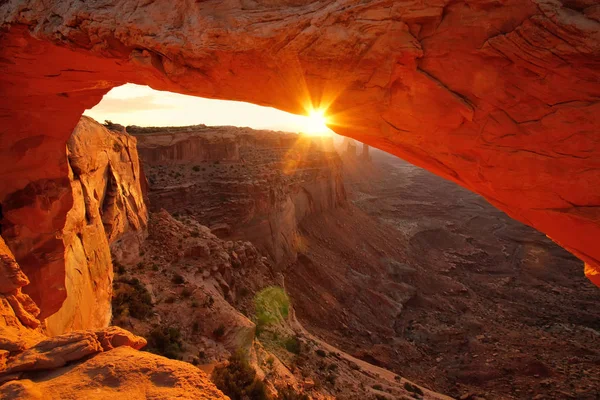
1, 117, 147, 335
135, 126, 346, 266
0, 0, 598, 284
0, 223, 226, 398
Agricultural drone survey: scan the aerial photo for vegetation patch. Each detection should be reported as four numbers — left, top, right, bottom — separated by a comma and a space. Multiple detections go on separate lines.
212, 351, 269, 400
283, 336, 301, 355
254, 286, 290, 333
145, 325, 183, 360
112, 277, 153, 320
213, 324, 226, 339
315, 349, 327, 357
404, 382, 424, 396
277, 386, 309, 400
171, 273, 185, 284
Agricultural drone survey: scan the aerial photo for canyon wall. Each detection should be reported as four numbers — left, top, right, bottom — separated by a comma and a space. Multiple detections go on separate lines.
135, 126, 345, 266
1, 117, 147, 335
0, 0, 598, 312
131, 125, 241, 165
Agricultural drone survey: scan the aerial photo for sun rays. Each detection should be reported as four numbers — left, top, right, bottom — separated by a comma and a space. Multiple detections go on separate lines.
297, 108, 331, 136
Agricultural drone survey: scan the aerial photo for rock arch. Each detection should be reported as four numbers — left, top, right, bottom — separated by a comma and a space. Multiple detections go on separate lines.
0, 0, 599, 317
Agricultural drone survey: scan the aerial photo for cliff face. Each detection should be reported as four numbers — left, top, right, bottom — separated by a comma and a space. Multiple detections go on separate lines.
2, 209, 223, 398
132, 125, 241, 164
1, 117, 147, 335
135, 126, 346, 266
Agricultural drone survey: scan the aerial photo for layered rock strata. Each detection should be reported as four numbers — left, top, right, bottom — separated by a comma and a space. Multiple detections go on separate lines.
135, 126, 346, 266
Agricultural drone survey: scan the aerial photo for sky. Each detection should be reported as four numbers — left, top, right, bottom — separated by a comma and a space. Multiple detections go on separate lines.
84, 83, 335, 135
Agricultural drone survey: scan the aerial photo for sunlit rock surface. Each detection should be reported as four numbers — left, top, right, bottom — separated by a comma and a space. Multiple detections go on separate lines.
1, 117, 147, 335
0, 346, 227, 400
0, 0, 598, 284
0, 237, 44, 353
0, 326, 226, 400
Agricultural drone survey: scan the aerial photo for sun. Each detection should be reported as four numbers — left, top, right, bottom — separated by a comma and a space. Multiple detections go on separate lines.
301, 109, 331, 136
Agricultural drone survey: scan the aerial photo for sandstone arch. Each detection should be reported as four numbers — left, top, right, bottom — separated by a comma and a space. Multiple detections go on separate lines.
0, 0, 599, 323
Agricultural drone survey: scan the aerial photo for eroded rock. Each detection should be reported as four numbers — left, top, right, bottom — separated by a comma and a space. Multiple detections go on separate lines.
2, 331, 104, 374
0, 117, 147, 335
0, 346, 226, 400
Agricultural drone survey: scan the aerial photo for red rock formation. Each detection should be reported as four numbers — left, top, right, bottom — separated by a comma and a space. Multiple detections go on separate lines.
0, 346, 227, 400
136, 126, 346, 266
0, 324, 226, 399
0, 237, 44, 352
1, 117, 147, 335
0, 181, 224, 398
0, 0, 598, 309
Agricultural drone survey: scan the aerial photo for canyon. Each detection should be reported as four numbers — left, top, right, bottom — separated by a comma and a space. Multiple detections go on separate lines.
0, 117, 451, 399
137, 125, 599, 398
134, 124, 345, 266
0, 0, 599, 399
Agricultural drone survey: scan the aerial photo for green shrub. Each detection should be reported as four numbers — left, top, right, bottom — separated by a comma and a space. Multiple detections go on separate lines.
114, 262, 126, 275
404, 382, 424, 396
213, 324, 226, 339
283, 336, 301, 355
181, 288, 192, 298
112, 278, 153, 319
254, 287, 290, 333
325, 373, 336, 386
277, 386, 309, 400
315, 349, 327, 357
212, 352, 269, 400
204, 295, 215, 308
171, 273, 185, 285
192, 165, 201, 172
146, 326, 183, 360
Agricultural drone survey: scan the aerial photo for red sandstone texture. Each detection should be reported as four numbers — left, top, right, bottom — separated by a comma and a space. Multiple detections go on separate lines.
0, 0, 598, 286
1, 117, 147, 335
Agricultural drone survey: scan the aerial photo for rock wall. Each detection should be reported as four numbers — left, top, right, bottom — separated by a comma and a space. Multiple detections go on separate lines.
130, 125, 242, 165
1, 117, 147, 335
136, 126, 346, 266
0, 236, 44, 350
0, 1, 598, 291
